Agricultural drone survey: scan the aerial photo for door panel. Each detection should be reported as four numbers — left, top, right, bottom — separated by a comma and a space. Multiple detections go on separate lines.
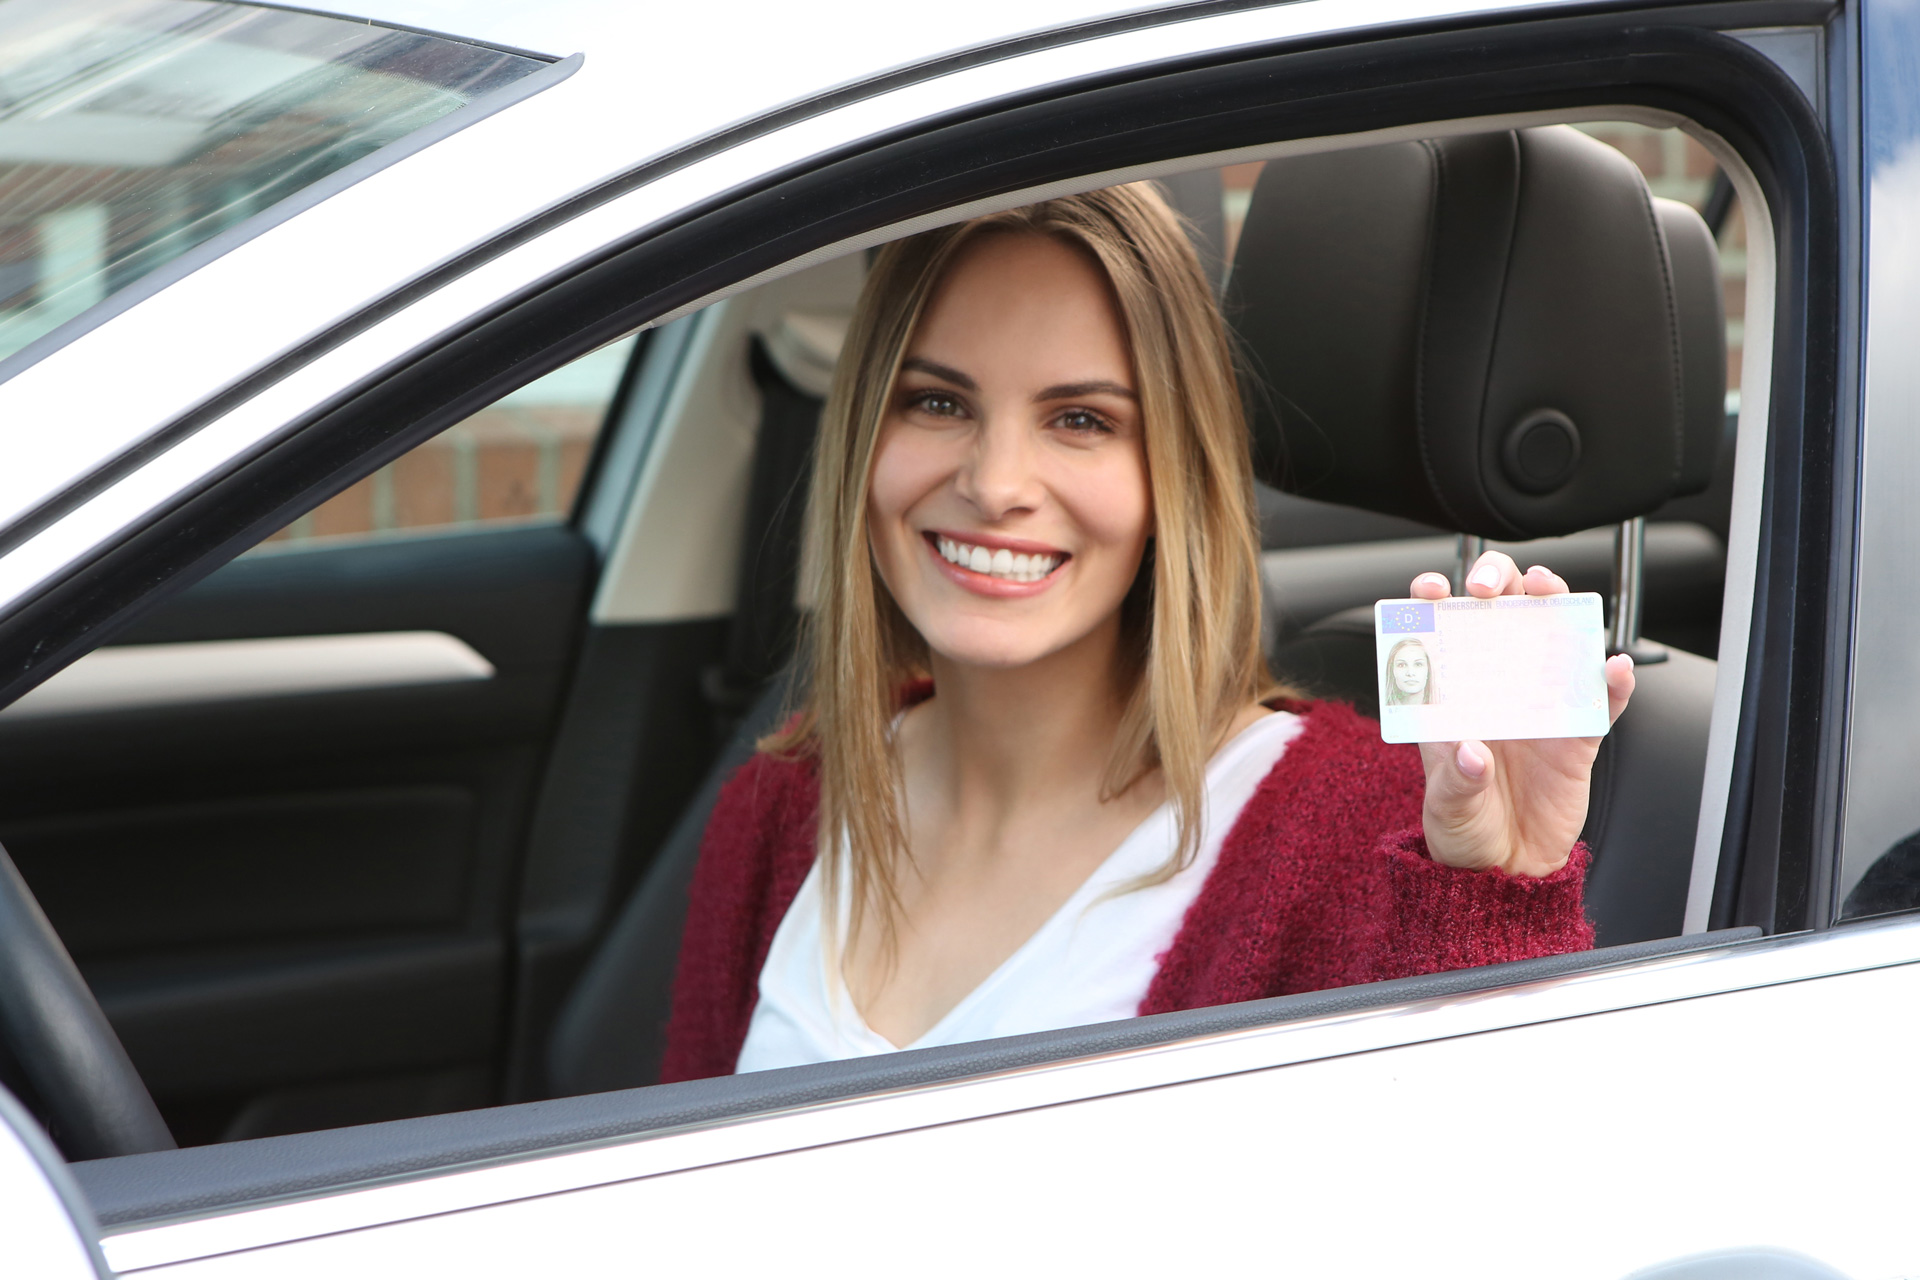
0, 524, 594, 1143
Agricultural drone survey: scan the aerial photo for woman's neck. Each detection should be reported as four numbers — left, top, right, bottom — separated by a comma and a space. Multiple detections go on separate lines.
907, 619, 1140, 819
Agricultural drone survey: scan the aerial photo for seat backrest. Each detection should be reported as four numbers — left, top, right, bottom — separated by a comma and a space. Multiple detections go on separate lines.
1228, 126, 1725, 539
1238, 127, 1727, 944
546, 675, 791, 1098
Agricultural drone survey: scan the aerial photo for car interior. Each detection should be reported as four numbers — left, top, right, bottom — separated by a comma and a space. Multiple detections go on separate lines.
0, 115, 1756, 1177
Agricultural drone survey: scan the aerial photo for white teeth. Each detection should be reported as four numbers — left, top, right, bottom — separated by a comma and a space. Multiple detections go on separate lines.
935, 537, 1061, 582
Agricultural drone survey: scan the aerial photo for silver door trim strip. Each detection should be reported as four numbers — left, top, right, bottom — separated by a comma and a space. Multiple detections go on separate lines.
102, 914, 1920, 1273
0, 632, 493, 720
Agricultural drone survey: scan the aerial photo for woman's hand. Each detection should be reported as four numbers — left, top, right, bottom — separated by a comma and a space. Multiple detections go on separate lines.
1409, 552, 1636, 878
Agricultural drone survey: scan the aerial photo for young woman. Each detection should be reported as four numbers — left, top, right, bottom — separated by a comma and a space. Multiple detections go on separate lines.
661, 184, 1636, 1080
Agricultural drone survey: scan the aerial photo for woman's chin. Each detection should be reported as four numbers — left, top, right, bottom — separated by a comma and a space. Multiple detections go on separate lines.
922, 625, 1086, 673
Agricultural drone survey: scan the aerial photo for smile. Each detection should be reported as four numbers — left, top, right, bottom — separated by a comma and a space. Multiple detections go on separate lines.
931, 534, 1063, 583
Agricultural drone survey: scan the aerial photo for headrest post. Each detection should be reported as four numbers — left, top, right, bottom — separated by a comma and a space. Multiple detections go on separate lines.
1608, 517, 1668, 665
1453, 534, 1486, 596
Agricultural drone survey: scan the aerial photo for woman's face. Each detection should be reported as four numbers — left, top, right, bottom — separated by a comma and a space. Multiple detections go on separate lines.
867, 232, 1151, 671
1392, 645, 1430, 696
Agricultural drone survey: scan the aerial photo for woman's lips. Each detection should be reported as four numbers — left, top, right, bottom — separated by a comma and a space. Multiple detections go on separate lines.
923, 531, 1068, 598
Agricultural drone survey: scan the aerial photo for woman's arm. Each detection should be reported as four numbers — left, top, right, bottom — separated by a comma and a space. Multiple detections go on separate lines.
1369, 829, 1594, 981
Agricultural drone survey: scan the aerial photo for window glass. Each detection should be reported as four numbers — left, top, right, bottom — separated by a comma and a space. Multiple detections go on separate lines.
256, 334, 639, 550
0, 0, 543, 364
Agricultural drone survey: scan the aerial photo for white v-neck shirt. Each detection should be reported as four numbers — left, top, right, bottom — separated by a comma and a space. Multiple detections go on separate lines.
734, 709, 1304, 1073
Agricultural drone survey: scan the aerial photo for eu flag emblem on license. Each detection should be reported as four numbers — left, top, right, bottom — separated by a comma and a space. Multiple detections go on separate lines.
1382, 602, 1434, 634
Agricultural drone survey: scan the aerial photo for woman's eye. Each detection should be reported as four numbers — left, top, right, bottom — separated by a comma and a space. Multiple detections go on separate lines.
1054, 408, 1113, 435
907, 390, 965, 417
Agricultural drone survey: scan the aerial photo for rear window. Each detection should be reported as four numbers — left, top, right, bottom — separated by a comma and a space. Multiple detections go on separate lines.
0, 0, 544, 364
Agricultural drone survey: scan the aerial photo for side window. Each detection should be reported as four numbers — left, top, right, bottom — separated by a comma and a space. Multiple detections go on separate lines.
617, 120, 1759, 1087
254, 335, 639, 550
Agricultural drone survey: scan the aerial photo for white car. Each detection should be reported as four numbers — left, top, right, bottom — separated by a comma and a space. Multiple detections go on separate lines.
0, 0, 1913, 1276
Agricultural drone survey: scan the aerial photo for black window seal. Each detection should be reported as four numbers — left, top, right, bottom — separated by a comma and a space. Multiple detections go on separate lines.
74, 925, 1764, 1229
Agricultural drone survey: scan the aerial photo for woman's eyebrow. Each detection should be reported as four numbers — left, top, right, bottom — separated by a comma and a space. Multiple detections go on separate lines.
899, 356, 977, 390
1035, 379, 1138, 402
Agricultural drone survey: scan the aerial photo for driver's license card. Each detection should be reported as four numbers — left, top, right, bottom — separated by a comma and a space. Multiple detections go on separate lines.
1373, 593, 1612, 744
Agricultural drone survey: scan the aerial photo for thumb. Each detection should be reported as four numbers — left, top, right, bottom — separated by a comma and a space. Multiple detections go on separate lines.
1426, 739, 1495, 811
1421, 739, 1500, 869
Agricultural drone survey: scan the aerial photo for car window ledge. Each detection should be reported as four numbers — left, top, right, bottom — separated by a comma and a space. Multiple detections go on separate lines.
79, 925, 1769, 1233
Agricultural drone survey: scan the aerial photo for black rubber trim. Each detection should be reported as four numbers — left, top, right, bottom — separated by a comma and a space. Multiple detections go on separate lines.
75, 926, 1764, 1228
1706, 23, 1841, 937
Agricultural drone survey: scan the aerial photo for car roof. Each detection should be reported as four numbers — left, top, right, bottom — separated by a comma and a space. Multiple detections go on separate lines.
304, 0, 1580, 180
315, 0, 1277, 66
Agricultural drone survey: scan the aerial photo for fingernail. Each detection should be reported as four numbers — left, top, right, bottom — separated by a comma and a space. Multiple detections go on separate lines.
1468, 565, 1502, 591
1456, 743, 1487, 778
1416, 572, 1447, 589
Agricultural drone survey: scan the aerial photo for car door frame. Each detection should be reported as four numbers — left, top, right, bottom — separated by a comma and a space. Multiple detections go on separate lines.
0, 0, 1866, 1263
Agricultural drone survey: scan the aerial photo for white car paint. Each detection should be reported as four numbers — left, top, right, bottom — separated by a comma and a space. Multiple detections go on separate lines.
104, 918, 1920, 1277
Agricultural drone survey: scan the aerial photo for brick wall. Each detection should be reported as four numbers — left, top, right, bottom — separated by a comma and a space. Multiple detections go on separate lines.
257, 335, 636, 550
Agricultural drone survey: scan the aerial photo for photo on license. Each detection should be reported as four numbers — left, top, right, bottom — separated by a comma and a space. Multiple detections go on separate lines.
1374, 594, 1612, 744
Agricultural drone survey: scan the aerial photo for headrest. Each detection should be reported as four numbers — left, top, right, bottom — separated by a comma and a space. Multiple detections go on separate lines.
1226, 126, 1725, 539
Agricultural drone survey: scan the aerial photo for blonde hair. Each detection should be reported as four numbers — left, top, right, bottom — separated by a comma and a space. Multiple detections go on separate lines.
767, 182, 1280, 952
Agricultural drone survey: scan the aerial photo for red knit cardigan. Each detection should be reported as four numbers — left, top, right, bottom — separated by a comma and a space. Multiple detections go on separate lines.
659, 700, 1593, 1083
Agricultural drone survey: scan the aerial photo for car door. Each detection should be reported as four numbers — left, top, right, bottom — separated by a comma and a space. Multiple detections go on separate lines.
0, 0, 1883, 1273
0, 338, 637, 1144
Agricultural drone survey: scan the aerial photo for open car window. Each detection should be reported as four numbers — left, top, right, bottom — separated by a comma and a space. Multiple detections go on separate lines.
251, 335, 639, 552
19, 111, 1767, 1128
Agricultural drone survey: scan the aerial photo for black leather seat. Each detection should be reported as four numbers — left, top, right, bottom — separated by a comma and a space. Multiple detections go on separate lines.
547, 676, 790, 1097
1230, 126, 1727, 946
546, 126, 1730, 1097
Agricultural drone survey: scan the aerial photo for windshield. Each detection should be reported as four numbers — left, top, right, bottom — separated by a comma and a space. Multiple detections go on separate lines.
0, 0, 544, 364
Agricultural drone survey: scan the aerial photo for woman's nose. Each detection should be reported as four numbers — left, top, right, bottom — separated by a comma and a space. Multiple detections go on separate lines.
955, 416, 1042, 519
